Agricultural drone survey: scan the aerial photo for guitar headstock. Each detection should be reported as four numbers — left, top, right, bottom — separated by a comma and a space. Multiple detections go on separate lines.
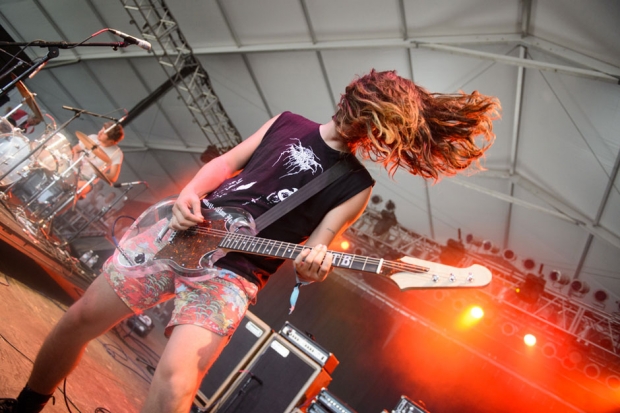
387, 256, 492, 291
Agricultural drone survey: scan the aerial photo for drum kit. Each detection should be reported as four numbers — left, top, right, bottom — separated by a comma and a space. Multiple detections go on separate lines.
0, 81, 114, 241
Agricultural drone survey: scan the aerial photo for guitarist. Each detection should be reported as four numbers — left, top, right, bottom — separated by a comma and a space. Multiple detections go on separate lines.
1, 70, 500, 413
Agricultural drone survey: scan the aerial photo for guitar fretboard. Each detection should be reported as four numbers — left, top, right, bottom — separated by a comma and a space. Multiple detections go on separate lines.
219, 232, 384, 274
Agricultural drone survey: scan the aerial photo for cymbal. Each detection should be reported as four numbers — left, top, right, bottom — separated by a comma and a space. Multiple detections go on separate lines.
14, 80, 43, 125
84, 158, 112, 186
75, 131, 111, 164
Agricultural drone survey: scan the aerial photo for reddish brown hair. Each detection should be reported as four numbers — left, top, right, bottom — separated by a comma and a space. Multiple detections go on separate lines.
103, 121, 125, 143
334, 70, 501, 180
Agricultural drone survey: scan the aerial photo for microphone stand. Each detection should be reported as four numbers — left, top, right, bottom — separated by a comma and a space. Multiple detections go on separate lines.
0, 38, 139, 98
62, 106, 119, 122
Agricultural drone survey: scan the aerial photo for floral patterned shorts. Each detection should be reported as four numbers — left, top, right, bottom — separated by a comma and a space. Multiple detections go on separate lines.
103, 256, 258, 337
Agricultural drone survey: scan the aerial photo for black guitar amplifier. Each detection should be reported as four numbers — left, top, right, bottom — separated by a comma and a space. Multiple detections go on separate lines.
307, 401, 331, 413
314, 388, 357, 413
392, 395, 430, 413
279, 322, 339, 374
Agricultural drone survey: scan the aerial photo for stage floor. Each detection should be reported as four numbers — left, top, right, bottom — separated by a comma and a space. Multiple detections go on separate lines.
0, 260, 168, 413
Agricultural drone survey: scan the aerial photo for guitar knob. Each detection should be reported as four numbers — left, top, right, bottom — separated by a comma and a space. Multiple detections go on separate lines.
134, 253, 145, 264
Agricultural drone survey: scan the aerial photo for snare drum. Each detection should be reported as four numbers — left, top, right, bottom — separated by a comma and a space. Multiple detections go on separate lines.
0, 132, 33, 186
34, 132, 72, 173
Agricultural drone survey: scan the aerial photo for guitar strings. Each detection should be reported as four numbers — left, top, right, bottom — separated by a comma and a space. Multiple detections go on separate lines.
173, 226, 473, 283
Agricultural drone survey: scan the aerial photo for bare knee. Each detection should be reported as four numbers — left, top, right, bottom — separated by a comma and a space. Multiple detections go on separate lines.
147, 363, 201, 412
55, 279, 132, 340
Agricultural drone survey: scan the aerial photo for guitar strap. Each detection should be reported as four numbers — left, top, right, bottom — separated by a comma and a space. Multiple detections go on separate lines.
253, 157, 355, 232
252, 156, 356, 314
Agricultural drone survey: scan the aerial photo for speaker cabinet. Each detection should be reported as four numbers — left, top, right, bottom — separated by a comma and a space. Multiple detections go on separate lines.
211, 334, 332, 413
194, 311, 272, 409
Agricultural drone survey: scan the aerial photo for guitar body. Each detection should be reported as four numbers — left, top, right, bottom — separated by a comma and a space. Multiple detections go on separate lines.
113, 198, 256, 277
113, 198, 492, 290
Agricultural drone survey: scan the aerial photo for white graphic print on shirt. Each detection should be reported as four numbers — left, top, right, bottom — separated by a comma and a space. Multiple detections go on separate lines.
274, 139, 323, 178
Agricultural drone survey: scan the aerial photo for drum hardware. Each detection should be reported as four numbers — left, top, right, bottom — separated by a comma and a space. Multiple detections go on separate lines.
61, 185, 131, 245
0, 131, 34, 186
15, 168, 70, 218
0, 109, 83, 185
21, 139, 102, 214
36, 174, 97, 227
32, 132, 72, 174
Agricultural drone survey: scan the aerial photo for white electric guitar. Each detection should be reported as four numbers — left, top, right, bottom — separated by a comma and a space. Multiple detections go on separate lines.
114, 198, 492, 290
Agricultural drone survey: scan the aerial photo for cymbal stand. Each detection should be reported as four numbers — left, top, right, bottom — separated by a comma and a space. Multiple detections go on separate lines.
61, 184, 133, 245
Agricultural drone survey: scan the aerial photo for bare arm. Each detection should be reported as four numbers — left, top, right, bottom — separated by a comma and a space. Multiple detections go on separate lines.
293, 186, 372, 283
169, 114, 281, 230
105, 163, 121, 183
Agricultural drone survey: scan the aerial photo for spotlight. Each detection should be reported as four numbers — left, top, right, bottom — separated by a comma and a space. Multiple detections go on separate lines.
502, 249, 516, 261
522, 258, 536, 271
549, 269, 570, 285
570, 280, 590, 296
593, 289, 609, 304
465, 233, 482, 247
470, 306, 484, 319
482, 240, 499, 254
524, 334, 537, 347
370, 195, 383, 205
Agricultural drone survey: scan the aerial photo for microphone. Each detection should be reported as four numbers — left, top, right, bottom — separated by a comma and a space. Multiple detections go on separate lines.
108, 28, 152, 51
62, 105, 84, 112
113, 181, 148, 188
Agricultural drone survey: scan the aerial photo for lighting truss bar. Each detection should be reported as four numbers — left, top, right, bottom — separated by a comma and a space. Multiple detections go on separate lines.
119, 0, 242, 151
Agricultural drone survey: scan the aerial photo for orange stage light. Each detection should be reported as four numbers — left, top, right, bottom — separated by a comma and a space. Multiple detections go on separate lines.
524, 334, 537, 346
340, 240, 350, 250
470, 306, 484, 319
456, 305, 485, 330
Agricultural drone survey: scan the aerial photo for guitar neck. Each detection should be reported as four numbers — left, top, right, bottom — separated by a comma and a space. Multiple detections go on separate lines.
218, 232, 428, 275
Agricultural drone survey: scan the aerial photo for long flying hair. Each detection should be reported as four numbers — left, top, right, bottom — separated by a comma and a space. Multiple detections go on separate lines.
333, 70, 501, 181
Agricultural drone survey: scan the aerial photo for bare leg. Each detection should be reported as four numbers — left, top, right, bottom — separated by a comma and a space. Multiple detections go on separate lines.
140, 324, 228, 413
26, 274, 134, 395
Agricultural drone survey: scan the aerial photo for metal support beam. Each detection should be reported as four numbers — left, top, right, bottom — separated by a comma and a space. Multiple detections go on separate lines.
120, 0, 243, 151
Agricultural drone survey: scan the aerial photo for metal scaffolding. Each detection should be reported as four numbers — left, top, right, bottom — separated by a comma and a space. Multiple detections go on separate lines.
342, 206, 620, 390
119, 0, 242, 151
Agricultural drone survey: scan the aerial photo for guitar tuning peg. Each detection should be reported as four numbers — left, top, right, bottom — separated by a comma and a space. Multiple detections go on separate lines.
467, 273, 474, 283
